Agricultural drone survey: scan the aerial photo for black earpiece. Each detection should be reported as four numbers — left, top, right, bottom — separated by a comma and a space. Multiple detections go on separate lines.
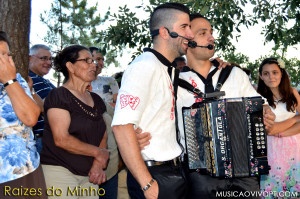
151, 27, 213, 50
169, 32, 179, 38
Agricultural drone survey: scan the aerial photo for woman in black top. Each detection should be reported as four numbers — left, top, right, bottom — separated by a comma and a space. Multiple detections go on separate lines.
41, 45, 109, 198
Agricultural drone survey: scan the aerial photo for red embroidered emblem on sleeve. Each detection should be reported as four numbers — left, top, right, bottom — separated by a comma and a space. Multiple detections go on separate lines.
120, 94, 140, 110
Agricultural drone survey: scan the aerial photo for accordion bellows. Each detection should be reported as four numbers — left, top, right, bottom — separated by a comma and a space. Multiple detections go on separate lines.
183, 97, 269, 178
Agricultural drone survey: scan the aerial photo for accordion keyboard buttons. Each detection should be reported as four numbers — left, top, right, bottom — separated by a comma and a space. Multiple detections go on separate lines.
254, 121, 265, 150
259, 121, 265, 150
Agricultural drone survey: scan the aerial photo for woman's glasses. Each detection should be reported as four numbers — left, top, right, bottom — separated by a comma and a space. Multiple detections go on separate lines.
76, 58, 96, 64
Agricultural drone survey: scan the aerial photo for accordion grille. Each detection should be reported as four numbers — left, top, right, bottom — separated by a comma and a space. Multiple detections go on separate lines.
183, 111, 201, 169
227, 102, 249, 177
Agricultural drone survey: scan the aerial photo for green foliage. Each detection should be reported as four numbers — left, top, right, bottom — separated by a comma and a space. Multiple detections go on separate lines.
40, 0, 299, 85
188, 0, 258, 53
223, 51, 300, 87
283, 57, 300, 87
100, 0, 259, 56
252, 0, 300, 53
40, 0, 119, 83
246, 59, 261, 84
99, 5, 152, 61
40, 0, 107, 50
100, 0, 299, 85
223, 52, 250, 66
99, 0, 299, 58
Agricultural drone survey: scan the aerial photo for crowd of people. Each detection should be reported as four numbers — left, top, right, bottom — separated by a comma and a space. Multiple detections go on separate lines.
0, 2, 299, 199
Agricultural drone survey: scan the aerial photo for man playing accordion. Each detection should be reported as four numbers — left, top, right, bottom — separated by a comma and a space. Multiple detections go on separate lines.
176, 13, 275, 199
138, 13, 275, 199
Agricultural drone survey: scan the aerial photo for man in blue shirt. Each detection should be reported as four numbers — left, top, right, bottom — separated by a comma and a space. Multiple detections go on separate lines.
29, 44, 56, 152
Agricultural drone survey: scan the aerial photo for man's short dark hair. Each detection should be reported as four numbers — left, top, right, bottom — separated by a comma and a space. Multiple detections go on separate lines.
150, 3, 190, 39
89, 46, 104, 55
113, 71, 124, 88
152, 2, 189, 15
89, 46, 98, 53
0, 31, 11, 48
190, 13, 208, 22
174, 56, 186, 63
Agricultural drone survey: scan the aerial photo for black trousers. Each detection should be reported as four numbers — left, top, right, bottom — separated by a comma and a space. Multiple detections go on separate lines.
188, 172, 260, 199
127, 163, 189, 199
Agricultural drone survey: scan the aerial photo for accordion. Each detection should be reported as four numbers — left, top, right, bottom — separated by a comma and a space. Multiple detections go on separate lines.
182, 96, 269, 178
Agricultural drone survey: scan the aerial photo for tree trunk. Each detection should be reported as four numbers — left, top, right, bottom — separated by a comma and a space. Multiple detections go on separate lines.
0, 0, 31, 79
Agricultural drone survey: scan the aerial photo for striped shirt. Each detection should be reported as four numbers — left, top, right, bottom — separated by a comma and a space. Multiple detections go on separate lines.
29, 70, 56, 136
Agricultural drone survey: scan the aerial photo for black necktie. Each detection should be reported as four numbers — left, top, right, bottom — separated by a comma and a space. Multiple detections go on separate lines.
194, 67, 218, 93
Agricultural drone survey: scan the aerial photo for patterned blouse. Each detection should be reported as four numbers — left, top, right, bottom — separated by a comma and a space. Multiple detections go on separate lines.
0, 73, 40, 183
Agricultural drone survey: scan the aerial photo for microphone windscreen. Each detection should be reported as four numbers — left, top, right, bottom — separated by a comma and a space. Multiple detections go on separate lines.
207, 44, 214, 50
188, 40, 197, 48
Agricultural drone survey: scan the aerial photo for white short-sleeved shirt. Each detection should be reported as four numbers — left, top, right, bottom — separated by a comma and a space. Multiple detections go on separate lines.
177, 66, 263, 147
112, 49, 182, 161
92, 76, 119, 104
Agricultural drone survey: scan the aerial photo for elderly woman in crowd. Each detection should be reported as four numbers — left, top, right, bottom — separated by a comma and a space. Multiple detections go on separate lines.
0, 31, 46, 198
40, 45, 109, 199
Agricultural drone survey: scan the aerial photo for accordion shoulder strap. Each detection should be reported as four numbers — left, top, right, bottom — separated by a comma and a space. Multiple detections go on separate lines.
178, 78, 204, 97
215, 65, 234, 92
178, 66, 235, 96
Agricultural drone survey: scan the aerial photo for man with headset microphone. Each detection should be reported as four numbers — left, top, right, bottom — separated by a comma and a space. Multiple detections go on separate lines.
177, 13, 274, 199
112, 3, 194, 199
137, 13, 275, 199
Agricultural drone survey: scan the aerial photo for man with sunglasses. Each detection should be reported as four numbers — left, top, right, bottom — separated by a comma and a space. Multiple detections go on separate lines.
29, 44, 56, 153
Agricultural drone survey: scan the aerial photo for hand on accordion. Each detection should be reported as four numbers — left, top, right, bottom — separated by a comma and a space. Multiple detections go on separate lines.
263, 105, 276, 130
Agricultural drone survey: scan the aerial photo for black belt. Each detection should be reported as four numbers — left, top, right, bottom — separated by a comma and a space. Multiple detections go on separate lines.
145, 157, 181, 167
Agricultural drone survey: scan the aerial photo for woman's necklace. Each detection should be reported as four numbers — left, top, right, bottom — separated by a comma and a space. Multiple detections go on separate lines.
65, 86, 91, 104
273, 95, 282, 103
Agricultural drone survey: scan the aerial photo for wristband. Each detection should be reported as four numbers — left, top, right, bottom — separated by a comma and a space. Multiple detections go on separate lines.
141, 178, 155, 192
3, 79, 17, 88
